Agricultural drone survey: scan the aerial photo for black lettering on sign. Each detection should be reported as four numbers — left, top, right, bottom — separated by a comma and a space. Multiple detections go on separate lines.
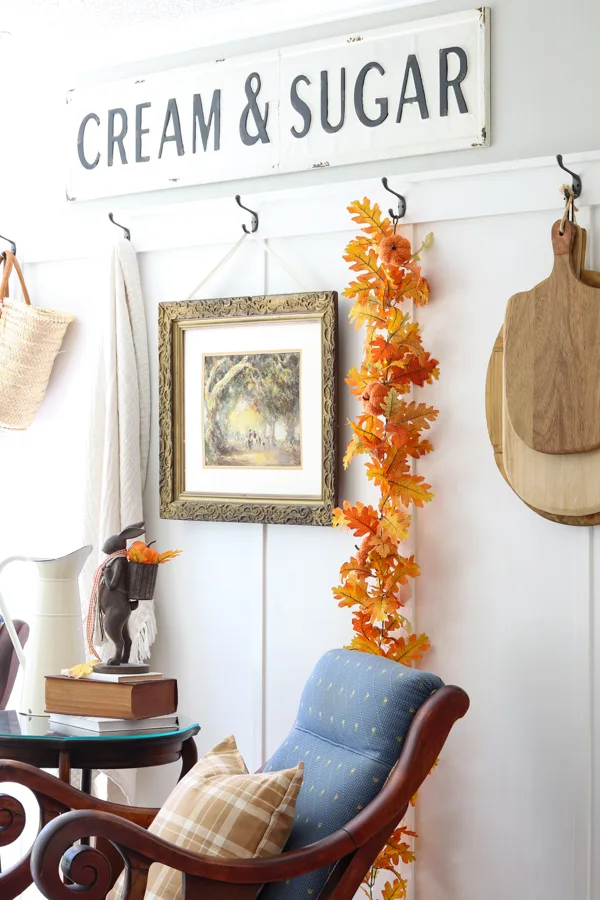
107, 108, 128, 166
193, 90, 221, 152
354, 61, 388, 127
135, 103, 151, 163
396, 54, 429, 123
77, 112, 100, 169
240, 73, 270, 145
159, 98, 185, 158
439, 47, 468, 116
290, 75, 311, 139
321, 68, 346, 134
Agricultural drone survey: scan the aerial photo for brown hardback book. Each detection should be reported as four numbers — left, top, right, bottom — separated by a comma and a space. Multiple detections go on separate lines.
45, 676, 178, 720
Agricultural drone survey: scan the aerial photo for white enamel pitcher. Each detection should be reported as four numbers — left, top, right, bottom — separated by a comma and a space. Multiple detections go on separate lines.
0, 546, 92, 715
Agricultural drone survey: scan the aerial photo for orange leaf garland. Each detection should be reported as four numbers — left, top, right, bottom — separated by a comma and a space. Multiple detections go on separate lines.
333, 197, 437, 900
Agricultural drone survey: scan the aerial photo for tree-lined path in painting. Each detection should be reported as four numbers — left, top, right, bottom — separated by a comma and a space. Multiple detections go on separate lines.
203, 351, 302, 468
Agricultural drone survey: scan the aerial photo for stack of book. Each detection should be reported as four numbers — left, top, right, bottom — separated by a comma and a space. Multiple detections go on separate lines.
44, 670, 178, 735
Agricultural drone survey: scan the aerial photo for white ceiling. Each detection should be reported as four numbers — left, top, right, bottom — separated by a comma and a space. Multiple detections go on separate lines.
0, 0, 255, 30
0, 0, 269, 71
0, 0, 430, 77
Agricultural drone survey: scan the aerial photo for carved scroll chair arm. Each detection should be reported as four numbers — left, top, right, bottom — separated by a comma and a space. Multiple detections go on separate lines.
0, 761, 158, 900
0, 760, 159, 825
30, 686, 469, 900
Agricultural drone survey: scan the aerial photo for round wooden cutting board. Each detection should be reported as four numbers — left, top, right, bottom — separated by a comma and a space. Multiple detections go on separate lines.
486, 329, 600, 525
486, 226, 600, 526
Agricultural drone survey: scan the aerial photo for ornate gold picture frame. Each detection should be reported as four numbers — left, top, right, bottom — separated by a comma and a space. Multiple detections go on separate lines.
159, 291, 337, 525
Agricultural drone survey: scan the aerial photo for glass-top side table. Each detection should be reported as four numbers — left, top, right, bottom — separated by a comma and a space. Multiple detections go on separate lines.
0, 711, 200, 900
0, 709, 201, 789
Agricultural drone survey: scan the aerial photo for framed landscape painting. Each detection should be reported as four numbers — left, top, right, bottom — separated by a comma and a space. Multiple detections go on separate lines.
159, 291, 337, 525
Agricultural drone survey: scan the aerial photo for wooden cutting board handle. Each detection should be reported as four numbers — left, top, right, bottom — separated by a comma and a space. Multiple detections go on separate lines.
551, 219, 576, 255
504, 219, 600, 455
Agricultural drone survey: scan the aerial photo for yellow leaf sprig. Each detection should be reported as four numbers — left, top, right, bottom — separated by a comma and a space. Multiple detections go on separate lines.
65, 660, 102, 679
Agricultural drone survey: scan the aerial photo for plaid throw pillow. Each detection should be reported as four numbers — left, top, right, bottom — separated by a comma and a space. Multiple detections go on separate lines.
109, 735, 304, 900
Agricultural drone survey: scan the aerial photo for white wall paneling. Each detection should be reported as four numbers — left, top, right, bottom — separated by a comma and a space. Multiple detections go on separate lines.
7, 150, 600, 264
2, 154, 600, 900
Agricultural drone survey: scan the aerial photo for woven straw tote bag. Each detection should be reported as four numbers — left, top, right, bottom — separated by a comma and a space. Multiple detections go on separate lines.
0, 251, 74, 430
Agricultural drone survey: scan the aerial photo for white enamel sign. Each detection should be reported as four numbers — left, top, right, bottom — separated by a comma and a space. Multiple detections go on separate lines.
66, 9, 489, 201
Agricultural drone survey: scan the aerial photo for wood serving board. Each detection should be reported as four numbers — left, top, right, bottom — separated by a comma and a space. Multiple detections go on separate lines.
485, 226, 600, 525
504, 219, 600, 455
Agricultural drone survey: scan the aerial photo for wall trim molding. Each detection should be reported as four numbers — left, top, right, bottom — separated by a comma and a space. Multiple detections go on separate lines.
17, 151, 600, 265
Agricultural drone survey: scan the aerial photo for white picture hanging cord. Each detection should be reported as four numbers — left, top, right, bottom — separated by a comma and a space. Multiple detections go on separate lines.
255, 236, 310, 292
184, 232, 310, 302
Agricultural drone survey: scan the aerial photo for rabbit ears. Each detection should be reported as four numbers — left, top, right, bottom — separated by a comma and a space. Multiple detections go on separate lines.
119, 522, 145, 541
102, 522, 145, 554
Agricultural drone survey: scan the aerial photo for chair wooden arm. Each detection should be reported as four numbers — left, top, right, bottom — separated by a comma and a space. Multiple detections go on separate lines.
0, 760, 159, 825
0, 761, 158, 900
30, 686, 469, 900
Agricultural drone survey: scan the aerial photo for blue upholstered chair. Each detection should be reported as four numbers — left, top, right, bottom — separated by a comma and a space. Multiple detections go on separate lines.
19, 649, 468, 900
261, 649, 449, 900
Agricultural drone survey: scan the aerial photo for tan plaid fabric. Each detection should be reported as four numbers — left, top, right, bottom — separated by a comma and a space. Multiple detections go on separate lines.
109, 735, 304, 900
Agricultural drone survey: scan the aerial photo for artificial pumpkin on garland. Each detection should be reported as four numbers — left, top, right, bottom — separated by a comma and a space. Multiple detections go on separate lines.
332, 198, 436, 900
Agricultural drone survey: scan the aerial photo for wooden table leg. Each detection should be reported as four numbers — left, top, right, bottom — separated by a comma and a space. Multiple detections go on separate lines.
80, 768, 93, 846
178, 735, 198, 781
81, 768, 92, 794
58, 750, 71, 784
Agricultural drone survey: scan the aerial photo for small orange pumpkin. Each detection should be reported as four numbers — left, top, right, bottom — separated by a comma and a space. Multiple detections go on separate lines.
361, 381, 390, 415
379, 233, 411, 268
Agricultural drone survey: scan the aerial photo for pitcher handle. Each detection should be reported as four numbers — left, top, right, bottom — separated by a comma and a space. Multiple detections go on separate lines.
0, 556, 30, 668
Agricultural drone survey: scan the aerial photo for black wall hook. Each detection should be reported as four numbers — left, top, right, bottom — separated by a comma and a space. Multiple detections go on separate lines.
381, 177, 406, 230
556, 154, 582, 199
0, 233, 17, 255
235, 195, 259, 234
108, 212, 131, 240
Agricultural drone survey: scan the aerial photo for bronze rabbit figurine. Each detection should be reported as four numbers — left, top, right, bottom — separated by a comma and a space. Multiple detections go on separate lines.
98, 522, 145, 666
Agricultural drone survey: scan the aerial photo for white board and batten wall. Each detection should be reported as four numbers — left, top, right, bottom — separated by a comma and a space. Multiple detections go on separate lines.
1, 2, 600, 900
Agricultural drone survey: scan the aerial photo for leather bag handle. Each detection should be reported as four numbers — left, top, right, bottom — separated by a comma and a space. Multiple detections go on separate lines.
0, 251, 31, 306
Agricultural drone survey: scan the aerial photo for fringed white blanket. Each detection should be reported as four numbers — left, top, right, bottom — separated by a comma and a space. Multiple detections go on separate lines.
80, 236, 151, 802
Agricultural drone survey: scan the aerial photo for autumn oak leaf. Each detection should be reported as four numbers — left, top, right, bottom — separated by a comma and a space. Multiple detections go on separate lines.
387, 400, 439, 431
331, 507, 348, 530
346, 634, 384, 656
381, 878, 408, 900
349, 295, 388, 329
351, 611, 383, 641
333, 577, 371, 610
378, 508, 412, 544
388, 353, 439, 389
346, 366, 376, 397
347, 198, 394, 239
334, 501, 379, 538
387, 633, 431, 666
